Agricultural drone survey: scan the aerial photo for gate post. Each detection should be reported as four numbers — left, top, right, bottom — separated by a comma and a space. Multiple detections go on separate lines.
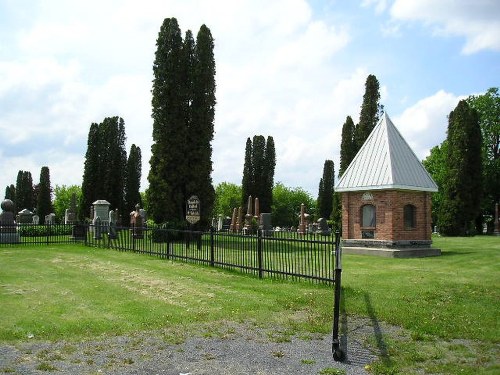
332, 230, 345, 361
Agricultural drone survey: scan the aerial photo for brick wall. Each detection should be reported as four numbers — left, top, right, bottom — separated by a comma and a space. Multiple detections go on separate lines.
341, 190, 432, 241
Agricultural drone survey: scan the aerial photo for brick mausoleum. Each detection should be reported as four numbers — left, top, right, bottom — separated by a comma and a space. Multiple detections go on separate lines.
336, 113, 440, 257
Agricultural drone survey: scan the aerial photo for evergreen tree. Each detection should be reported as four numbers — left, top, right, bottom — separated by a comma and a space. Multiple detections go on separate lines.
80, 123, 100, 220
317, 160, 334, 219
467, 87, 500, 232
439, 100, 482, 236
36, 166, 52, 221
262, 136, 276, 213
354, 74, 382, 151
241, 135, 276, 214
125, 144, 142, 216
80, 117, 127, 221
251, 135, 266, 212
15, 170, 33, 212
339, 115, 356, 176
100, 116, 127, 220
186, 24, 216, 226
4, 184, 15, 201
241, 137, 253, 208
147, 17, 188, 223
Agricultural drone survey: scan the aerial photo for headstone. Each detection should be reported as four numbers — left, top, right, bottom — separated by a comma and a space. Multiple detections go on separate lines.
217, 214, 223, 231
0, 199, 19, 243
244, 195, 253, 233
93, 216, 102, 240
32, 215, 39, 225
44, 213, 55, 225
17, 208, 33, 224
130, 204, 144, 239
139, 209, 147, 226
260, 213, 273, 237
108, 209, 117, 239
93, 200, 110, 230
230, 208, 237, 232
317, 217, 331, 236
298, 203, 306, 234
64, 209, 76, 225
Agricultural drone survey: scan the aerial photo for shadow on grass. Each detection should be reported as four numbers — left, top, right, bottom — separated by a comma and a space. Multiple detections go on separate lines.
364, 292, 393, 368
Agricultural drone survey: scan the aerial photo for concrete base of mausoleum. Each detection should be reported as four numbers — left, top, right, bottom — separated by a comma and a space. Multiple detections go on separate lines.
342, 239, 441, 258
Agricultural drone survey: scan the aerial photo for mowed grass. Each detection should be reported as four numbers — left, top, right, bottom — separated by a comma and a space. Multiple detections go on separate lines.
0, 235, 499, 374
0, 245, 332, 342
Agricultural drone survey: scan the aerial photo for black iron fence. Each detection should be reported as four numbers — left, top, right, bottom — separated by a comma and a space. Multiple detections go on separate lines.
0, 223, 87, 245
1, 223, 335, 283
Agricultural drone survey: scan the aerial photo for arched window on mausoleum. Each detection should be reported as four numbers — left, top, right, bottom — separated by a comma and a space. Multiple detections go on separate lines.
404, 204, 416, 230
361, 204, 376, 239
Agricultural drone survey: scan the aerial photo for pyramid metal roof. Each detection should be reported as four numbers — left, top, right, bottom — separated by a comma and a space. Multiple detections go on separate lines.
336, 113, 438, 192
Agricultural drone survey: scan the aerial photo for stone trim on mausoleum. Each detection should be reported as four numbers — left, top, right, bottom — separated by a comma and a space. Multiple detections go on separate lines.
336, 113, 440, 257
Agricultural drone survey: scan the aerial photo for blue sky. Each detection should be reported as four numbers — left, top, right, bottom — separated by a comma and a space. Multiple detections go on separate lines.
0, 0, 499, 199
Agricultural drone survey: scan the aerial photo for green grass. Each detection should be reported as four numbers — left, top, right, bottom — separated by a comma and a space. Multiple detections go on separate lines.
0, 235, 499, 374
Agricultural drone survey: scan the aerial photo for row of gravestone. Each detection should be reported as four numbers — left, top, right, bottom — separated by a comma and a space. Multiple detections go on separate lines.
15, 209, 57, 225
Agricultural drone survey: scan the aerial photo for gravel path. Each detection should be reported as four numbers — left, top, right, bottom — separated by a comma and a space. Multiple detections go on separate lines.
0, 317, 391, 374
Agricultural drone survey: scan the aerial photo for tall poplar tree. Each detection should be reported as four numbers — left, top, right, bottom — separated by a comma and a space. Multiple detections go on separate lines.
241, 138, 253, 208
15, 170, 33, 212
36, 166, 52, 221
240, 135, 276, 213
125, 144, 142, 216
4, 184, 15, 201
439, 100, 482, 236
354, 74, 382, 151
80, 123, 100, 219
80, 117, 127, 221
317, 160, 334, 219
147, 17, 184, 223
147, 18, 216, 226
262, 136, 276, 213
339, 115, 356, 176
186, 24, 216, 226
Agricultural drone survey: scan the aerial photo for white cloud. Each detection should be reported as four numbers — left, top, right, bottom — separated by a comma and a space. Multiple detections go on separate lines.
394, 90, 466, 159
390, 0, 500, 54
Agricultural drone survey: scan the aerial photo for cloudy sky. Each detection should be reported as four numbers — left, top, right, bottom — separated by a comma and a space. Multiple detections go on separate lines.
0, 0, 498, 198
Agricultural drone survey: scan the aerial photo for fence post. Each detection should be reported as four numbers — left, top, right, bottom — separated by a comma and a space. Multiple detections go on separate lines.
332, 230, 345, 361
166, 229, 170, 259
257, 229, 263, 279
210, 227, 215, 267
132, 224, 136, 252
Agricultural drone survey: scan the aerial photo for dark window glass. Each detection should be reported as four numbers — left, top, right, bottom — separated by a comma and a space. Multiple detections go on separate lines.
404, 204, 416, 229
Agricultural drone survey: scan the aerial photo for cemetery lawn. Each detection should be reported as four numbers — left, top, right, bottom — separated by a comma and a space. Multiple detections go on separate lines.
0, 235, 499, 374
